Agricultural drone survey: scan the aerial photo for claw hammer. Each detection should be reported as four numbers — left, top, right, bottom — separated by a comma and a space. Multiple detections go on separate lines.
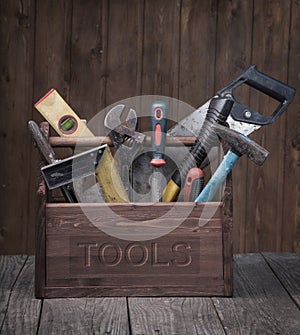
195, 123, 269, 202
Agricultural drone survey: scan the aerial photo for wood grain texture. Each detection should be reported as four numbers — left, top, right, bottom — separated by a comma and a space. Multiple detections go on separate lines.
1, 254, 300, 333
179, 0, 217, 107
214, 0, 254, 254
128, 297, 226, 335
105, 0, 144, 105
282, 0, 300, 252
262, 252, 300, 308
212, 254, 300, 335
0, 256, 42, 334
0, 0, 35, 254
0, 0, 299, 254
0, 255, 28, 327
70, 0, 108, 133
39, 297, 129, 335
42, 202, 227, 297
34, 123, 48, 298
246, 0, 292, 251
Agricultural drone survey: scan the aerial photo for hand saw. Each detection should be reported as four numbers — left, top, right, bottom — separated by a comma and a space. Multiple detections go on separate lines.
34, 89, 129, 203
163, 65, 296, 202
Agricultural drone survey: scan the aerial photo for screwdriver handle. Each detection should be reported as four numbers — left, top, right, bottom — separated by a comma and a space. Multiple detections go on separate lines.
150, 101, 168, 167
184, 168, 204, 202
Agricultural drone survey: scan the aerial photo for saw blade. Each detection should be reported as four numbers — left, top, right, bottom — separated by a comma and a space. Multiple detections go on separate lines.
168, 99, 260, 138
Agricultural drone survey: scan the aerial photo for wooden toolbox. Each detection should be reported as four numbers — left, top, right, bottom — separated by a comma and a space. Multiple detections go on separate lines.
35, 124, 233, 298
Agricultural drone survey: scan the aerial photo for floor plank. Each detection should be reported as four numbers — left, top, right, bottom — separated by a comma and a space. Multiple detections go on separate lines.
0, 255, 28, 328
262, 252, 300, 308
212, 254, 300, 335
38, 297, 130, 335
0, 256, 42, 334
128, 297, 225, 335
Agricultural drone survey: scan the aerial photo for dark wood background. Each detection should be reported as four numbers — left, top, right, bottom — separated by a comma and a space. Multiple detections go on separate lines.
0, 0, 299, 254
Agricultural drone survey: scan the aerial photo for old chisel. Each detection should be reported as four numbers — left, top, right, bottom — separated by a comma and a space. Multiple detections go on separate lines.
28, 120, 77, 202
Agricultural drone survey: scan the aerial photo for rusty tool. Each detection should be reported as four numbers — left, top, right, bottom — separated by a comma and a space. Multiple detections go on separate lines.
28, 120, 77, 202
195, 123, 269, 202
41, 145, 107, 190
34, 89, 129, 203
104, 104, 146, 200
164, 65, 295, 202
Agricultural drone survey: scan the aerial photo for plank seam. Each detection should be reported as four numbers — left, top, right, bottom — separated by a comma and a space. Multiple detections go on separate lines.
0, 256, 29, 333
126, 297, 133, 335
35, 297, 44, 335
211, 297, 227, 334
261, 253, 300, 311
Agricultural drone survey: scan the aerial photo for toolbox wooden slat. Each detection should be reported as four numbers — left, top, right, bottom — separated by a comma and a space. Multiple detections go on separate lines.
35, 131, 233, 298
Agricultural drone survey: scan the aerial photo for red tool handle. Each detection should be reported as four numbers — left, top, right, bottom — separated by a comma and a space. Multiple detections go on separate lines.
150, 101, 168, 167
184, 167, 204, 202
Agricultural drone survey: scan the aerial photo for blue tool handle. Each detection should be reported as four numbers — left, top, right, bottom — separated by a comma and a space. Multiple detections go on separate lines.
195, 150, 240, 202
151, 101, 168, 167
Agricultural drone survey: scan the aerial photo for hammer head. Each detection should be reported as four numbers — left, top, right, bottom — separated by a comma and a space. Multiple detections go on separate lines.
212, 123, 269, 165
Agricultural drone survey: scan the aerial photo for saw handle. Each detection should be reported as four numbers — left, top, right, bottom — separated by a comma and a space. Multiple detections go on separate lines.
150, 101, 168, 167
218, 65, 296, 125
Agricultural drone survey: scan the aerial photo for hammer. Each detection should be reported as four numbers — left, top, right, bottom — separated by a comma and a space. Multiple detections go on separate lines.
195, 123, 269, 202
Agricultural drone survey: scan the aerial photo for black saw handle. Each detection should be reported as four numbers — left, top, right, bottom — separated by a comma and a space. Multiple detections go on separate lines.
162, 65, 295, 202
218, 65, 296, 125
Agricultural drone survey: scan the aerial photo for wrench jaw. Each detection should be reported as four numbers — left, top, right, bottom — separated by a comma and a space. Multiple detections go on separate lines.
104, 104, 146, 201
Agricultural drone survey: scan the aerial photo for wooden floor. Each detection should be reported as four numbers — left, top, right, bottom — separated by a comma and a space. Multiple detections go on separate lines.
0, 254, 299, 334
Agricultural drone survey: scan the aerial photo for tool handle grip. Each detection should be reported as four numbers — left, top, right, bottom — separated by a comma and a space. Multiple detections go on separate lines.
162, 97, 233, 202
28, 120, 56, 164
195, 150, 239, 202
184, 168, 204, 202
218, 65, 296, 125
151, 101, 168, 167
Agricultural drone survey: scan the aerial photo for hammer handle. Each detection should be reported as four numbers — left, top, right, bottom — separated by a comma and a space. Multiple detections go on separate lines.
195, 150, 239, 202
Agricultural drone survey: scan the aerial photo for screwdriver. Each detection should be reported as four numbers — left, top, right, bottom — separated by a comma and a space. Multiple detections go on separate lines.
150, 101, 168, 202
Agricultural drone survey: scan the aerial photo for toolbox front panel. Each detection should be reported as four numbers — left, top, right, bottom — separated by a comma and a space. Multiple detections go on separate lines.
44, 203, 226, 296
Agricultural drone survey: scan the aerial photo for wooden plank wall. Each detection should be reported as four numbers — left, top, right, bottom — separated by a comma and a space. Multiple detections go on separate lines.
0, 0, 299, 254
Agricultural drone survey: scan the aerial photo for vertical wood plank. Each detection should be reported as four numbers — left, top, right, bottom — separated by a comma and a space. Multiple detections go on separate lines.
246, 0, 291, 251
142, 0, 181, 98
0, 0, 36, 253
70, 0, 108, 134
214, 0, 254, 253
105, 0, 144, 105
33, 0, 73, 103
141, 0, 181, 129
179, 0, 217, 108
282, 0, 300, 252
32, 0, 74, 250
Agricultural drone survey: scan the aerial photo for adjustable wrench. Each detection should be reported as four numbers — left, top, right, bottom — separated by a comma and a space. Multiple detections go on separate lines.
104, 104, 146, 200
